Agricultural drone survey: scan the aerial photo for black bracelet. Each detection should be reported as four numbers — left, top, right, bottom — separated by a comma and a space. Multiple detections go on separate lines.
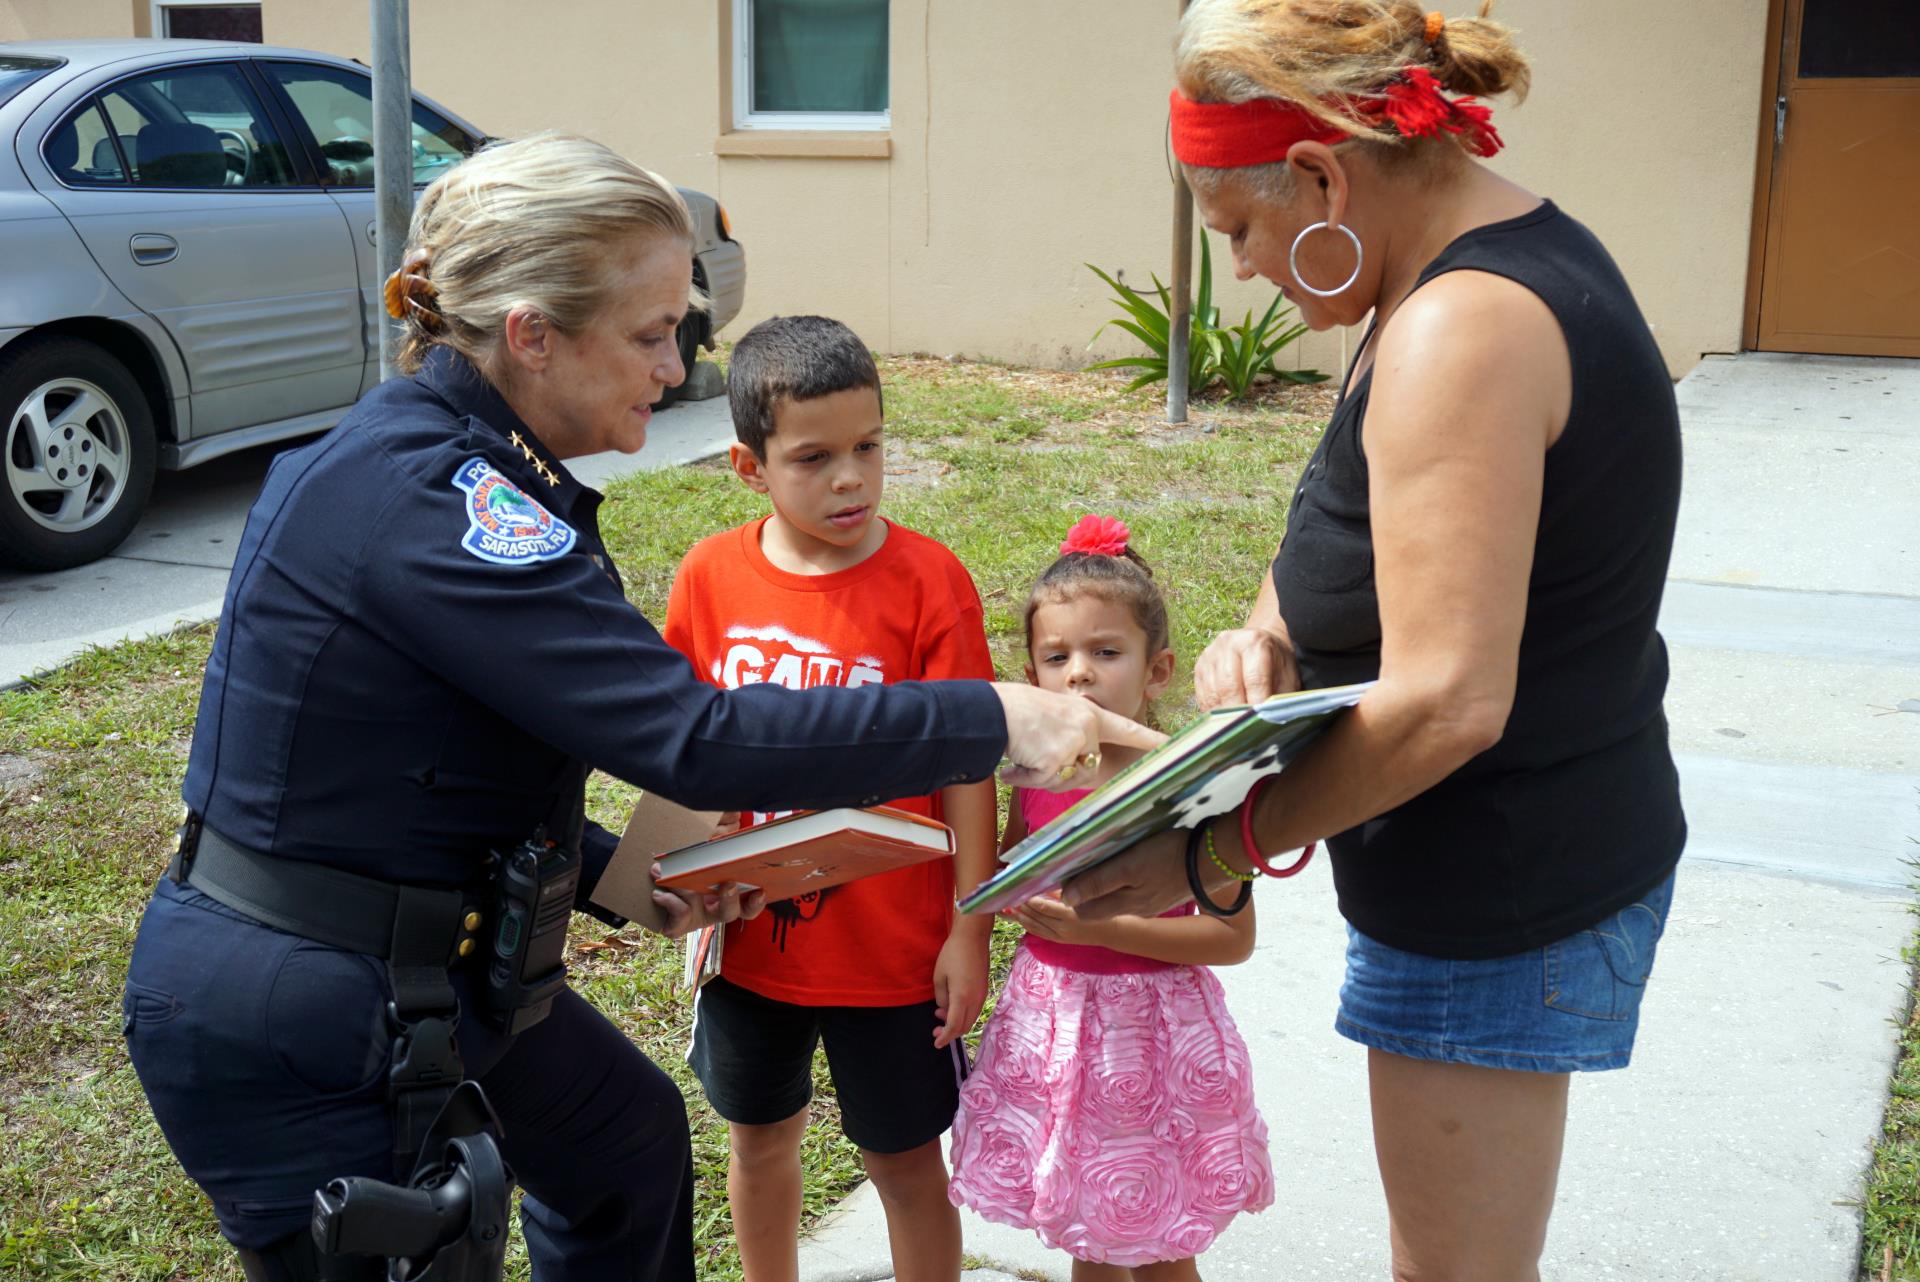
1185, 823, 1252, 918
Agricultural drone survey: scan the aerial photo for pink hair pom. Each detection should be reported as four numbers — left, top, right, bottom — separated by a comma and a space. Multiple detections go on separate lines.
1061, 514, 1131, 558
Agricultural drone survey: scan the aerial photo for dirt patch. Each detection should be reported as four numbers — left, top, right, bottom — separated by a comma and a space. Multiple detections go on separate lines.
883, 455, 957, 489
0, 750, 48, 794
874, 355, 1335, 486
891, 354, 1334, 445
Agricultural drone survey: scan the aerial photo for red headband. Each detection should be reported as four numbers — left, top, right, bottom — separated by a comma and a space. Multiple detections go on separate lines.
1169, 68, 1503, 169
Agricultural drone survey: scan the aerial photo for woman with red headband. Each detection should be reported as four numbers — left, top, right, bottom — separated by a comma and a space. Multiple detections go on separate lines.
1063, 4, 1686, 1278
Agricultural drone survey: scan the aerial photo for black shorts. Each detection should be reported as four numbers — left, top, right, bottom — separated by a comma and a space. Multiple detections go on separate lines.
687, 976, 968, 1154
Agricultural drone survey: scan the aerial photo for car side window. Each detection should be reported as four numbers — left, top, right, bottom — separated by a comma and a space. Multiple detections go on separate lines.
261, 62, 477, 189
45, 101, 129, 186
98, 63, 297, 189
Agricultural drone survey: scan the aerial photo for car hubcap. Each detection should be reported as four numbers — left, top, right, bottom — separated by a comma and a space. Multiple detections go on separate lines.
5, 378, 131, 535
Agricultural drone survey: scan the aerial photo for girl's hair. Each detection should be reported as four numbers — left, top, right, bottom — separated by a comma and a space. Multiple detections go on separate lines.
1174, 1, 1530, 199
387, 132, 704, 376
1023, 518, 1172, 659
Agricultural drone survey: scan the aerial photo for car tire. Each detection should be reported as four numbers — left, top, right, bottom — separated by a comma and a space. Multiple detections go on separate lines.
0, 337, 158, 572
652, 317, 705, 411
653, 259, 711, 411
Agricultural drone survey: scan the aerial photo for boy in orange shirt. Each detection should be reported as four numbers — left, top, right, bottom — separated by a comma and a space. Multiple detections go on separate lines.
662, 315, 997, 1282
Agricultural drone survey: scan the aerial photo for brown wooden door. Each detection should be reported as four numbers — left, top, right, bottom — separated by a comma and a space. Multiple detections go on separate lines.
1752, 0, 1920, 358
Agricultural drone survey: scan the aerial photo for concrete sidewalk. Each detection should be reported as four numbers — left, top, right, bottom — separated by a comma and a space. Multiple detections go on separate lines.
0, 384, 735, 688
799, 353, 1920, 1282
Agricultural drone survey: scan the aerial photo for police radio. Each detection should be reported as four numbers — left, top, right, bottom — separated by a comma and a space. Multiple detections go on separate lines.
482, 829, 579, 1035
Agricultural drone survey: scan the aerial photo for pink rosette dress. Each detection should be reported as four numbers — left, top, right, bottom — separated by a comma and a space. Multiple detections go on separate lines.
948, 788, 1273, 1267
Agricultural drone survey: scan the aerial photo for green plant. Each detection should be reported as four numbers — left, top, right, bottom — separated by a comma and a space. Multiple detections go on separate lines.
1215, 293, 1318, 399
1085, 235, 1327, 398
1083, 241, 1218, 394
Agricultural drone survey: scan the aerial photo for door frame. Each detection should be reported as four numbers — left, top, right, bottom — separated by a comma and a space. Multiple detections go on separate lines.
1740, 0, 1792, 351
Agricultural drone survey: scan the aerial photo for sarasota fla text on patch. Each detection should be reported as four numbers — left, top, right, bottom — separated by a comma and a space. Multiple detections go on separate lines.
451, 458, 575, 565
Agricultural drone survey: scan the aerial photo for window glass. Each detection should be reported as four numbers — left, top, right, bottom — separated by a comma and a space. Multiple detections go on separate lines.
1799, 0, 1920, 78
262, 62, 477, 188
749, 0, 888, 116
46, 103, 129, 185
160, 4, 264, 42
0, 54, 62, 110
99, 63, 295, 188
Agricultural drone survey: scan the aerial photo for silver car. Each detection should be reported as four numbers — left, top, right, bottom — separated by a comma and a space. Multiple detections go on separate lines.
0, 39, 744, 571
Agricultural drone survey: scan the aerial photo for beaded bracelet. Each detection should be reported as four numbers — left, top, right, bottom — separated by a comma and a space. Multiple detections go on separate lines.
1205, 823, 1259, 883
1239, 776, 1315, 878
1185, 824, 1252, 918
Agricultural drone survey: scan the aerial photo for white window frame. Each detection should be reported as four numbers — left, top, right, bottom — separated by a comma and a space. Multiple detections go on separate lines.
150, 0, 262, 39
731, 0, 889, 132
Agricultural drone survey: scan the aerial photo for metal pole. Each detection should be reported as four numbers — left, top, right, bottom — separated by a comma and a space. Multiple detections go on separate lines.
1168, 174, 1194, 425
372, 0, 412, 382
1167, 0, 1193, 424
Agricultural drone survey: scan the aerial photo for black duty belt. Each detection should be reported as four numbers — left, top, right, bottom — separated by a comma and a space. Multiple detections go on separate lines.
169, 820, 480, 965
169, 817, 485, 1179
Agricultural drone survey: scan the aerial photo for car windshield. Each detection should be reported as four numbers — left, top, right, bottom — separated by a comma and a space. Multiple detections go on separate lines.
0, 55, 62, 109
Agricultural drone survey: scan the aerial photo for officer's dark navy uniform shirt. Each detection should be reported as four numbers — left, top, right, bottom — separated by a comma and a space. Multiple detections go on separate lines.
184, 346, 1006, 895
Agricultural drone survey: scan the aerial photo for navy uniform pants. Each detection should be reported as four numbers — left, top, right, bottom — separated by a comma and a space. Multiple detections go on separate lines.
123, 877, 694, 1281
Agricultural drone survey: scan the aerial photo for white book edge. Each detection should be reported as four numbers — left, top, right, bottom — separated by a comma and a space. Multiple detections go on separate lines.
656, 807, 952, 878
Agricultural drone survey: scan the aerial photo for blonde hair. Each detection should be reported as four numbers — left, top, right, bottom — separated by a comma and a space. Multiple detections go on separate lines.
1175, 1, 1530, 197
391, 132, 703, 376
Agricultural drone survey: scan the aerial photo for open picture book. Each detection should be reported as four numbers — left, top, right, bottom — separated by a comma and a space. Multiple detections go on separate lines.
959, 681, 1374, 915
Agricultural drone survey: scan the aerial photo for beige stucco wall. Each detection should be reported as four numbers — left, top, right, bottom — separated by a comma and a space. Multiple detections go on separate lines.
14, 0, 1771, 376
258, 0, 1352, 373
0, 0, 146, 41
1488, 0, 1770, 371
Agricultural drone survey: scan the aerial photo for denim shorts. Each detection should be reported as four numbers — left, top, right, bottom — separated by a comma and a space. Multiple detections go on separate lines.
1335, 870, 1676, 1073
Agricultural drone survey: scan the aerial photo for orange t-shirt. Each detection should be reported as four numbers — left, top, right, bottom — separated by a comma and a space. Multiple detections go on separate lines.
662, 516, 996, 1006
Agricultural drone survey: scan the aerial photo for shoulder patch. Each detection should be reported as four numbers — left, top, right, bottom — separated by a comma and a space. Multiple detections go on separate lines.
450, 458, 576, 566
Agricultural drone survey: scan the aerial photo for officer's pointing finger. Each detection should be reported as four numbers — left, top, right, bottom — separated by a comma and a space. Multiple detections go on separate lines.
1091, 705, 1166, 752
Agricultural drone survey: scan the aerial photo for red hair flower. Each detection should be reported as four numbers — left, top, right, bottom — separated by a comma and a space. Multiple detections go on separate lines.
1371, 66, 1504, 158
1061, 514, 1131, 558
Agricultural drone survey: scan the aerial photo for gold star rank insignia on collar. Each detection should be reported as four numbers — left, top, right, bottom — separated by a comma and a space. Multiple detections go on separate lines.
508, 431, 560, 486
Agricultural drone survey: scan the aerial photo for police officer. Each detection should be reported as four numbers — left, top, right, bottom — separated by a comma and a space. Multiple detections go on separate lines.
121, 133, 1151, 1282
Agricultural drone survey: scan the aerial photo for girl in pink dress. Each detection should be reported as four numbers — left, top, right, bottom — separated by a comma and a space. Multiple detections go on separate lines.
949, 516, 1271, 1281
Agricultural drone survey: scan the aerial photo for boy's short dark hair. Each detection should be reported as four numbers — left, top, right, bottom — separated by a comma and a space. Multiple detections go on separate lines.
727, 315, 883, 457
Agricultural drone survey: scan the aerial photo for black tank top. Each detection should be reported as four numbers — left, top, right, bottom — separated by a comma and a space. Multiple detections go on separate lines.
1273, 200, 1685, 959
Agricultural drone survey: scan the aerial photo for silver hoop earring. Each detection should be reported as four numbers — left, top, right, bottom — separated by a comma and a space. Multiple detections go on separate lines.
1288, 221, 1363, 298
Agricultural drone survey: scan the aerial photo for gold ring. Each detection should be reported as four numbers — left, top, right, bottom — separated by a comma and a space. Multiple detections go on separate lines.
1080, 751, 1101, 770
1055, 762, 1080, 783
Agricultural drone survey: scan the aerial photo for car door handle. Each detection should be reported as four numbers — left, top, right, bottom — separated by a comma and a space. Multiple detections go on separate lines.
129, 233, 178, 265
365, 221, 377, 246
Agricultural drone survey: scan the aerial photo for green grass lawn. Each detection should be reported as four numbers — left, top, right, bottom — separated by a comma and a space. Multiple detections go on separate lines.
1861, 930, 1920, 1281
0, 358, 1331, 1281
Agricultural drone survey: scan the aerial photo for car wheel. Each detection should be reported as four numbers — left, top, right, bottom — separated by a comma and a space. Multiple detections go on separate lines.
654, 260, 711, 411
652, 316, 705, 411
0, 337, 158, 572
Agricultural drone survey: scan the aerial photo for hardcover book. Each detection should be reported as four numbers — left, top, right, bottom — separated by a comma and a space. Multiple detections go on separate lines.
652, 805, 956, 900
